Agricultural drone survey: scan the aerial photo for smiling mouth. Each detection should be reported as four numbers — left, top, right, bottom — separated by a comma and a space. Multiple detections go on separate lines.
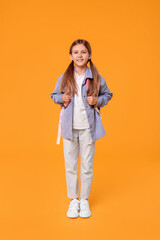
77, 59, 84, 62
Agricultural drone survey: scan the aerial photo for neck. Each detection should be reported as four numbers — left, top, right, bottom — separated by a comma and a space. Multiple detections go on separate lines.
74, 65, 87, 75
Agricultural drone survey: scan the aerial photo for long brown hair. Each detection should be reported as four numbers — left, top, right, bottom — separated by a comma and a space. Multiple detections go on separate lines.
59, 39, 101, 97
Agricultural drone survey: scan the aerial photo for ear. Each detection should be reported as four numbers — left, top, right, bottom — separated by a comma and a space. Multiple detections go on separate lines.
70, 54, 73, 61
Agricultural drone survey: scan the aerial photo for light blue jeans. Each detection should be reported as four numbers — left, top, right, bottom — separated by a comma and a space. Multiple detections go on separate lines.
63, 127, 95, 200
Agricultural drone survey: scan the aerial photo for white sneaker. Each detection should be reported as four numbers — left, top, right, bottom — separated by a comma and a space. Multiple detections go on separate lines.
67, 199, 80, 218
79, 199, 91, 218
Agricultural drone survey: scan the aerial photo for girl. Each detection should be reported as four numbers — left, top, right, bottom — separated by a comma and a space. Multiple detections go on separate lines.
50, 39, 113, 218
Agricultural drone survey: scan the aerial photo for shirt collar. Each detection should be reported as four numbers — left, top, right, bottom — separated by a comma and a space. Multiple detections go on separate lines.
85, 66, 93, 80
74, 66, 93, 82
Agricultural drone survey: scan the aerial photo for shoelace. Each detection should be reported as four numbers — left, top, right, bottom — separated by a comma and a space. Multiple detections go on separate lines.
69, 200, 80, 209
80, 200, 89, 210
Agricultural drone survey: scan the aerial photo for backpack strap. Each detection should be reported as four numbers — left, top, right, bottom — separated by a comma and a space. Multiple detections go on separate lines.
56, 107, 64, 144
86, 78, 90, 91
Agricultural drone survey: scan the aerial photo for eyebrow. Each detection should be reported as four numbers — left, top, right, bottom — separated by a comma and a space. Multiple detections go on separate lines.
73, 50, 87, 52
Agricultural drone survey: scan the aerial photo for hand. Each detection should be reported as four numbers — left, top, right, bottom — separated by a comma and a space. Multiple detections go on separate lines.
87, 96, 97, 106
62, 92, 71, 102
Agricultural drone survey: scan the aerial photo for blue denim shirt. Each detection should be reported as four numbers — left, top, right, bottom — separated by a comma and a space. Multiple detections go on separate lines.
50, 66, 113, 142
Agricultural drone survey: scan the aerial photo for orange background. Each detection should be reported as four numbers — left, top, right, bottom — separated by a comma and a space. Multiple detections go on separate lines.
0, 0, 160, 239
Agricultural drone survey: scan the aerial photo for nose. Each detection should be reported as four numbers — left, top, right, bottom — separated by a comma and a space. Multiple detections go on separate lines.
77, 52, 82, 57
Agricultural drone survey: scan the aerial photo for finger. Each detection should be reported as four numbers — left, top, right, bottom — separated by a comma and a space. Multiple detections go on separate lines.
87, 97, 93, 100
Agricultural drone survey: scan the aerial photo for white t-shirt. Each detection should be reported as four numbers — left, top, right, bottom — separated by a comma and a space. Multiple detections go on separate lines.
73, 70, 90, 129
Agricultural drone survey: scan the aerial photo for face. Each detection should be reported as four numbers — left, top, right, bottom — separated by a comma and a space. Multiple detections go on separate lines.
70, 44, 91, 68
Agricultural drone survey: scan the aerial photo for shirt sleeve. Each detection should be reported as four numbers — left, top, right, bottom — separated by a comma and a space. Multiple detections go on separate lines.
50, 74, 64, 106
94, 76, 113, 108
